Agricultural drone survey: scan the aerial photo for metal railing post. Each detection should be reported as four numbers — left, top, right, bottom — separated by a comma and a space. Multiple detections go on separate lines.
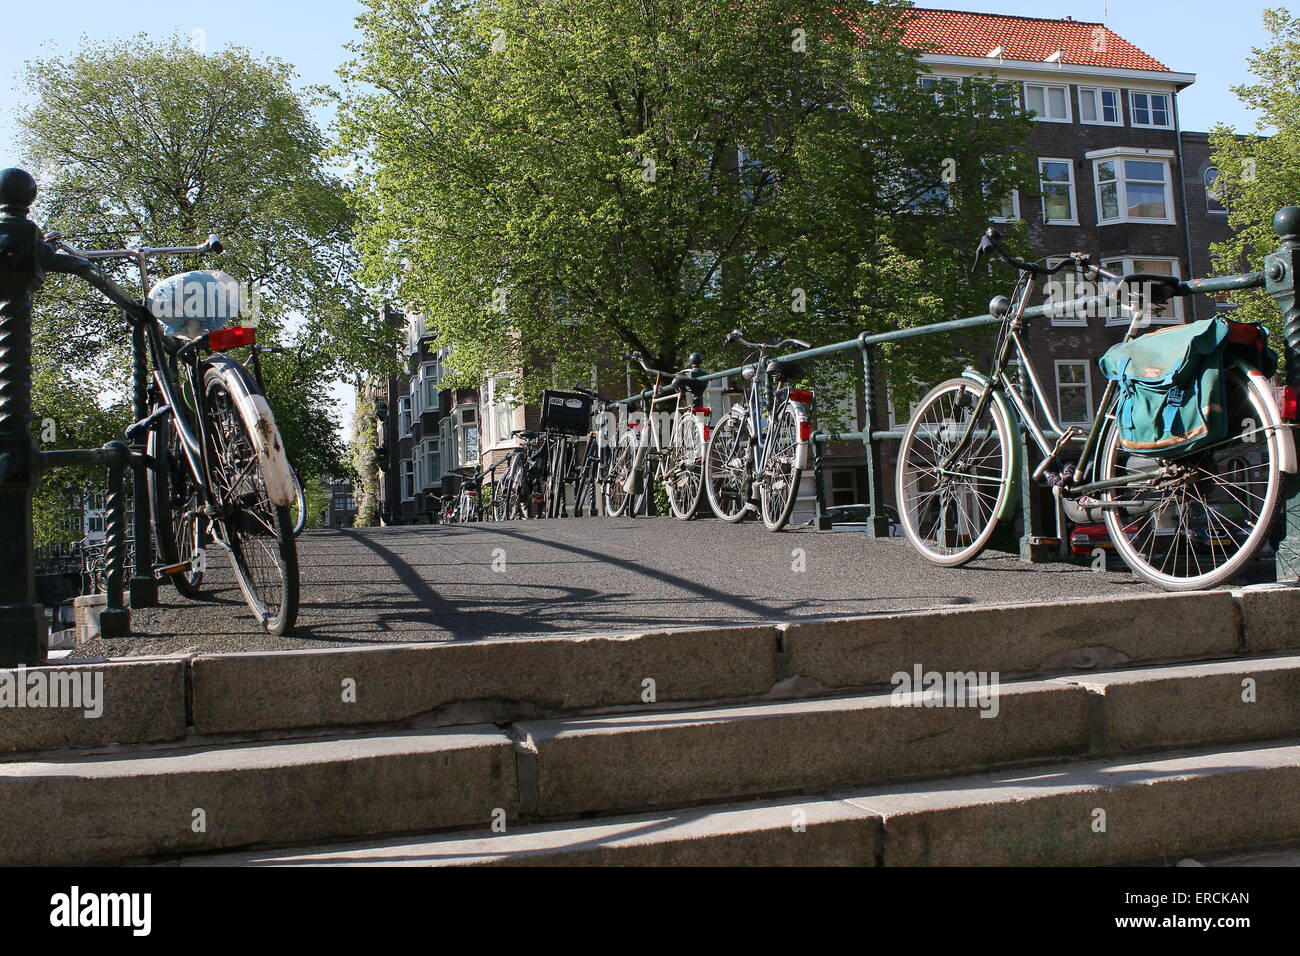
811, 436, 831, 530
1266, 206, 1300, 581
99, 441, 131, 638
0, 168, 48, 665
860, 339, 890, 537
129, 322, 157, 607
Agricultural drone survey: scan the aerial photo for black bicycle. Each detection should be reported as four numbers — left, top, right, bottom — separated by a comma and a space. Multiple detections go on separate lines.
43, 231, 300, 634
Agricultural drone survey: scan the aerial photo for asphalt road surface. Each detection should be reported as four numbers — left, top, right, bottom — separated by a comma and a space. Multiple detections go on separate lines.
79, 517, 1174, 658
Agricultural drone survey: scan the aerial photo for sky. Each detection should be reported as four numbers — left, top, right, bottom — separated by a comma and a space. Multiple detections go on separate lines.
0, 0, 1283, 437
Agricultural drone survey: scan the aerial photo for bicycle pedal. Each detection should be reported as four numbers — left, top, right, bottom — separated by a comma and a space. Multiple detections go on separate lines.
156, 562, 190, 577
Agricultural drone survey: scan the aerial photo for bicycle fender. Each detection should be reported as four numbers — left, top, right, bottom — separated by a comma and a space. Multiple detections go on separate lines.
787, 401, 812, 470
960, 369, 1022, 522
1232, 356, 1298, 474
203, 354, 297, 507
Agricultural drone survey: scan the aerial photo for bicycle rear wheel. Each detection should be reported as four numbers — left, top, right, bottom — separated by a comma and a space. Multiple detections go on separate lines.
146, 409, 206, 598
896, 378, 1013, 566
604, 431, 638, 517
1100, 368, 1282, 589
203, 365, 299, 635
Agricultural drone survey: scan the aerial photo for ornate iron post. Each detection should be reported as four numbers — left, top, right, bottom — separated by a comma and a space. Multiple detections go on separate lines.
859, 338, 890, 537
1266, 206, 1300, 580
0, 168, 48, 664
129, 322, 157, 607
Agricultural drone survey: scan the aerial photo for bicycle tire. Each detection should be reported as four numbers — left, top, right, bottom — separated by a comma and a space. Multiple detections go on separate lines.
146, 409, 207, 598
202, 362, 299, 635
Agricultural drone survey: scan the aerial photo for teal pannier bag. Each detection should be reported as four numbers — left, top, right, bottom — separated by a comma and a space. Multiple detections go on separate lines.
1098, 317, 1230, 458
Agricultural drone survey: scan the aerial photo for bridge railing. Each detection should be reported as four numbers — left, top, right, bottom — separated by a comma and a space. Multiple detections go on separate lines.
610, 208, 1300, 578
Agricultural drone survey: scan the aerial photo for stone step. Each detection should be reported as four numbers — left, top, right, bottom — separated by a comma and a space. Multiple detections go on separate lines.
10, 653, 1300, 865
171, 738, 1300, 867
0, 726, 517, 866
8, 587, 1293, 751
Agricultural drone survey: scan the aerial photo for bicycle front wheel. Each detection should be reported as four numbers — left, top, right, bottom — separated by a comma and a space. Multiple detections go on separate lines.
664, 413, 706, 520
146, 410, 207, 598
203, 364, 299, 635
704, 412, 753, 522
1100, 368, 1282, 590
896, 378, 1014, 566
759, 404, 803, 531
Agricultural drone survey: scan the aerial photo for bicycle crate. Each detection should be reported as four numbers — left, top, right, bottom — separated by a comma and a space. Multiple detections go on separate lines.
539, 389, 593, 435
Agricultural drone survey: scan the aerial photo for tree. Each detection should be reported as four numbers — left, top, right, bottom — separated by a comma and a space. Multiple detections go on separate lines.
1209, 8, 1300, 336
337, 0, 1034, 409
17, 36, 383, 543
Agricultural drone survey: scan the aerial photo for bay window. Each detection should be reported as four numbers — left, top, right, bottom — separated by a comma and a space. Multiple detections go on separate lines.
1092, 151, 1175, 224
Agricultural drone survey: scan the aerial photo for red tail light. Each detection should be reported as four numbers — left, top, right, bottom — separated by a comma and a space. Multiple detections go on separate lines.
789, 389, 814, 404
693, 407, 712, 417
798, 421, 812, 442
209, 326, 256, 351
1282, 385, 1299, 421
628, 421, 641, 429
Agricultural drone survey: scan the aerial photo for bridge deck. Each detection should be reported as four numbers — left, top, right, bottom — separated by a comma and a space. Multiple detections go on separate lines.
70, 517, 1206, 657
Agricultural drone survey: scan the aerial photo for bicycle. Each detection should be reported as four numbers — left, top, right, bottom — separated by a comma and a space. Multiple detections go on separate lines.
43, 232, 301, 634
702, 332, 816, 531
606, 353, 710, 519
895, 227, 1293, 590
571, 387, 615, 517
492, 430, 547, 520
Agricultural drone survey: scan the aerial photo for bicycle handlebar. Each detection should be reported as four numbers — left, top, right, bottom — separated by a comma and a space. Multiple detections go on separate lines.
724, 330, 811, 353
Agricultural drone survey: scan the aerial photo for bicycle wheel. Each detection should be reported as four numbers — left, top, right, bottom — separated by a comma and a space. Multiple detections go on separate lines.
758, 404, 805, 531
1100, 368, 1282, 590
146, 410, 206, 598
664, 413, 706, 520
605, 431, 638, 517
289, 468, 307, 536
203, 365, 299, 635
704, 412, 753, 522
896, 378, 1014, 566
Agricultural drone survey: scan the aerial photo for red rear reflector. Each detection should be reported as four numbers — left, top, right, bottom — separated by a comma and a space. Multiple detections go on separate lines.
1227, 321, 1265, 350
1282, 385, 1299, 421
798, 421, 812, 442
789, 390, 814, 404
693, 407, 711, 416
209, 326, 256, 351
703, 426, 711, 442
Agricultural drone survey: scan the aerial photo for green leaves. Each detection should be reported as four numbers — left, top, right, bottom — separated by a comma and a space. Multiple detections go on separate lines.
339, 0, 1033, 398
1209, 8, 1300, 334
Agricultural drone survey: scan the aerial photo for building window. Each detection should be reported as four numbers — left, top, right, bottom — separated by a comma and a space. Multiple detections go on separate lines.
1205, 167, 1227, 214
455, 405, 479, 465
420, 361, 442, 410
1129, 91, 1172, 129
397, 395, 412, 437
1093, 154, 1175, 224
417, 438, 442, 490
1025, 83, 1070, 122
918, 74, 962, 102
1055, 361, 1093, 426
485, 377, 516, 447
1101, 257, 1183, 324
1039, 159, 1077, 225
1044, 257, 1086, 326
400, 459, 415, 500
991, 190, 1020, 222
1078, 87, 1122, 126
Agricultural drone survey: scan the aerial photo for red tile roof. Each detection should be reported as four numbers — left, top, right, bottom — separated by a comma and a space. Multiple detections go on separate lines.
902, 8, 1171, 72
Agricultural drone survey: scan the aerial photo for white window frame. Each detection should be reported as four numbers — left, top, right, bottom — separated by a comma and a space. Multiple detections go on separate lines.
1091, 152, 1176, 225
1024, 83, 1071, 123
397, 395, 412, 438
1205, 167, 1228, 215
1101, 256, 1184, 325
1078, 86, 1123, 126
1054, 360, 1094, 426
991, 189, 1020, 222
400, 459, 415, 501
1039, 158, 1078, 226
1044, 257, 1087, 327
918, 74, 963, 102
1128, 90, 1173, 129
484, 376, 517, 450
